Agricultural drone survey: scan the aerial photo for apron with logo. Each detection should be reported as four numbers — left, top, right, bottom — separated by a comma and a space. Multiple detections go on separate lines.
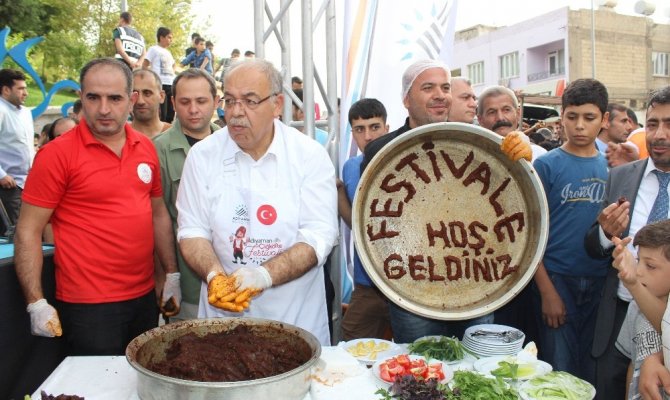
198, 153, 330, 345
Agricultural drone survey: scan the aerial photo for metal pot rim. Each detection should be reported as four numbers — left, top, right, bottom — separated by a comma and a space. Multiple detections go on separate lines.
125, 317, 322, 387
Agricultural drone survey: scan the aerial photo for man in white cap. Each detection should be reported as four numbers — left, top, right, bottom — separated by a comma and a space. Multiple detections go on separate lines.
360, 59, 530, 343
361, 59, 452, 173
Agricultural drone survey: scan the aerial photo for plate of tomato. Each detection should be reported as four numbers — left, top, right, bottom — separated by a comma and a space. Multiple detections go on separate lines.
373, 354, 453, 386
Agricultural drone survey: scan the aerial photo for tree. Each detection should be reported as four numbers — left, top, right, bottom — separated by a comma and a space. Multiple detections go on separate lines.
3, 0, 193, 83
0, 0, 50, 38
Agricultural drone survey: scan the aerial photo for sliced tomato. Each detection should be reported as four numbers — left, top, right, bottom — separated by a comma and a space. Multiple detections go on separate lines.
395, 354, 411, 368
379, 358, 406, 382
410, 365, 428, 378
427, 364, 445, 380
388, 364, 405, 376
379, 365, 392, 382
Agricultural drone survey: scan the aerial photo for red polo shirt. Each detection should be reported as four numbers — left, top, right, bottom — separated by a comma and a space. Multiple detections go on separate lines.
23, 121, 162, 303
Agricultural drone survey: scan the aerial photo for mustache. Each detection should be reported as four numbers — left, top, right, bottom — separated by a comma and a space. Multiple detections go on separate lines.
491, 120, 514, 131
228, 117, 250, 127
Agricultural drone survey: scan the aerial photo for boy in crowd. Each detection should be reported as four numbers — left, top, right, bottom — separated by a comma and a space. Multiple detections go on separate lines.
532, 79, 611, 383
180, 37, 213, 75
144, 27, 176, 123
612, 220, 670, 399
338, 98, 391, 340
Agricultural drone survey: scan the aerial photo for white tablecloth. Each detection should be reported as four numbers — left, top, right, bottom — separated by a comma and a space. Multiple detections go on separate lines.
32, 356, 140, 400
31, 347, 398, 400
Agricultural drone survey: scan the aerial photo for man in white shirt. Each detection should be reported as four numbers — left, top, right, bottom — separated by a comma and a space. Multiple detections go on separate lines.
143, 27, 176, 123
176, 59, 338, 345
0, 69, 34, 235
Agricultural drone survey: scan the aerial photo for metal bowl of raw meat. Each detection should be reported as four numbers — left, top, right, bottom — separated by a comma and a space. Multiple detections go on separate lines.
126, 317, 321, 399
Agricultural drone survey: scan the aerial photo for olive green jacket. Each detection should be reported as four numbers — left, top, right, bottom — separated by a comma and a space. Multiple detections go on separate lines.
153, 119, 220, 304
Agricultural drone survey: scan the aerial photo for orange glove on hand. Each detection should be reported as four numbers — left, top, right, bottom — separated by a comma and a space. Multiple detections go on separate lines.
206, 271, 259, 312
500, 131, 532, 162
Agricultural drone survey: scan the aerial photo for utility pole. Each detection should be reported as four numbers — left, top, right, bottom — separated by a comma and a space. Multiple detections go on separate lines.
591, 0, 596, 78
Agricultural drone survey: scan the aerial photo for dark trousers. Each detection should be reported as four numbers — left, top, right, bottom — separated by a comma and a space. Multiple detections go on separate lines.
57, 289, 158, 356
494, 283, 540, 349
594, 298, 629, 400
161, 84, 174, 123
323, 257, 335, 341
0, 186, 21, 236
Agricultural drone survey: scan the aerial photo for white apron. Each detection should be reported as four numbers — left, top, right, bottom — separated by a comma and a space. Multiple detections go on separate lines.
197, 153, 330, 345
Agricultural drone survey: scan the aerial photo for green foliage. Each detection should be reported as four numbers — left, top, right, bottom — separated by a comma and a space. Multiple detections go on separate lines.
2, 0, 193, 83
0, 0, 49, 37
24, 81, 78, 108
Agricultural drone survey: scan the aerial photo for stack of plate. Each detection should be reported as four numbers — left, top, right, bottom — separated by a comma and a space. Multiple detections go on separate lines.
462, 324, 524, 358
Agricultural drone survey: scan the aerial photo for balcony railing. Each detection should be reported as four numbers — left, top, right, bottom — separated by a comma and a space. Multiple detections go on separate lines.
527, 67, 565, 82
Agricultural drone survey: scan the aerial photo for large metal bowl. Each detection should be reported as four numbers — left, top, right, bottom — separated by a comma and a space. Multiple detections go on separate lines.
126, 318, 321, 400
353, 122, 548, 320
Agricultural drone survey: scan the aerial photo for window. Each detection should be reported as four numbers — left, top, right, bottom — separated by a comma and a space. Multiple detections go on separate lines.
652, 52, 669, 77
467, 61, 484, 85
499, 52, 519, 79
548, 49, 565, 76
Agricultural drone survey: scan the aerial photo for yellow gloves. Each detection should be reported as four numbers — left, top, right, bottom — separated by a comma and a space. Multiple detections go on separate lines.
500, 131, 533, 162
206, 272, 260, 312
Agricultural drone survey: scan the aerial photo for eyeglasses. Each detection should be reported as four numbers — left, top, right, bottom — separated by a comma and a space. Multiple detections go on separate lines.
223, 93, 278, 110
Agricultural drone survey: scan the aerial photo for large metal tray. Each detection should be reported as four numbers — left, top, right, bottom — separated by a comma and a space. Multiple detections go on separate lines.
353, 122, 548, 320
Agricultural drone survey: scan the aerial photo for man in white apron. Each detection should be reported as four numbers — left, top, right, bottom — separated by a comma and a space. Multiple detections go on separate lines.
176, 59, 338, 345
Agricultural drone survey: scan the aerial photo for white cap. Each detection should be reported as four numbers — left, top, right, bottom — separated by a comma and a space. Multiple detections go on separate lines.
401, 59, 451, 100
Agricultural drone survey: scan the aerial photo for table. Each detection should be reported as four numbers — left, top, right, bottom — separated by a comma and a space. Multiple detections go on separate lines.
30, 348, 479, 400
0, 241, 64, 400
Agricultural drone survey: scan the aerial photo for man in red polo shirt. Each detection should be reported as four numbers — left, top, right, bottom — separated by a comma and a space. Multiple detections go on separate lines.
14, 58, 181, 355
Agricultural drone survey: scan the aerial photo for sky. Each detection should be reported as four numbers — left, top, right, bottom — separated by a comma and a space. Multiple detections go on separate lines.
191, 0, 669, 61
188, 0, 669, 106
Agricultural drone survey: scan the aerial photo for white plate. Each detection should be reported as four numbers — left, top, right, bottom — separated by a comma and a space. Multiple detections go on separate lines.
372, 354, 453, 386
340, 338, 402, 365
473, 355, 552, 381
464, 324, 525, 345
519, 373, 596, 399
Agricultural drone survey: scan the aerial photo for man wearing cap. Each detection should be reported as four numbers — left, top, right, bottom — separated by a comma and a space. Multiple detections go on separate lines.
361, 59, 530, 343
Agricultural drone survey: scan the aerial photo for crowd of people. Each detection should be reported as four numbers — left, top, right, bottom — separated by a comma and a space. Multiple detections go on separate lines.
1, 9, 670, 400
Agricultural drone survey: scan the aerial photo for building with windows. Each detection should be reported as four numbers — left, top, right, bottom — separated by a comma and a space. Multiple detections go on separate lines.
451, 5, 670, 111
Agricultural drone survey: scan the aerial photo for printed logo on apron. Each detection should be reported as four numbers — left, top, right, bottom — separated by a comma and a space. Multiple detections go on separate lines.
233, 204, 249, 224
257, 204, 277, 225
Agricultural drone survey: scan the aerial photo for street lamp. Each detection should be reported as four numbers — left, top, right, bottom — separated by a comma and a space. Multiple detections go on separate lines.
634, 1, 656, 16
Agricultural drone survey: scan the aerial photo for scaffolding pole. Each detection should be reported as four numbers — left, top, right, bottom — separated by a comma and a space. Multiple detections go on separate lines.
253, 0, 342, 344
